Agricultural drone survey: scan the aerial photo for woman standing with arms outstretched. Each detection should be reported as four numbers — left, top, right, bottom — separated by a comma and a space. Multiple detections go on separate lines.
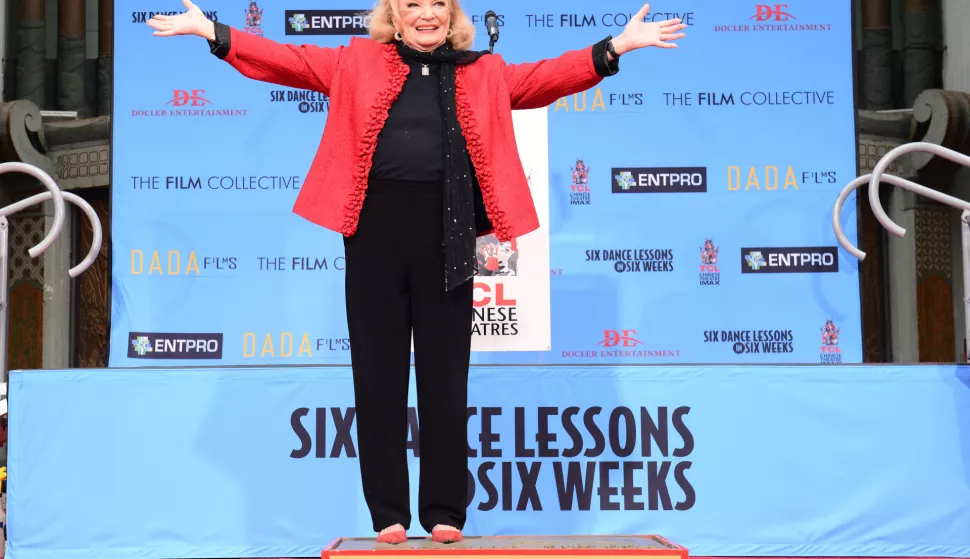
147, 0, 685, 545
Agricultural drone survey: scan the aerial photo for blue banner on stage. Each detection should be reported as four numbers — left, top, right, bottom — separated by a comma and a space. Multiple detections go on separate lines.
7, 365, 970, 559
109, 0, 862, 366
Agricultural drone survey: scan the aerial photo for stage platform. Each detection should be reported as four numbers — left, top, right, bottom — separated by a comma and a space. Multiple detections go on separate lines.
323, 535, 686, 559
6, 364, 970, 559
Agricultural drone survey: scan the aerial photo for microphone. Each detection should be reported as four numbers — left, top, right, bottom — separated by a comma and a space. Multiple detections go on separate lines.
484, 10, 499, 52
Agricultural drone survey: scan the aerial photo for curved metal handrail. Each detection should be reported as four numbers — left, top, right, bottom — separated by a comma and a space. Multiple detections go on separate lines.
13, 190, 102, 277
833, 172, 965, 260
0, 162, 67, 258
868, 142, 970, 237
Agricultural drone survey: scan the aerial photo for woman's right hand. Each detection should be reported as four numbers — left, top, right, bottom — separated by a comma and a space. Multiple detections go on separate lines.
146, 0, 216, 40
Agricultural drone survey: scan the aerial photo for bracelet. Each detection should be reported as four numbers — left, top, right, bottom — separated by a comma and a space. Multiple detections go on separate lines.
606, 39, 619, 58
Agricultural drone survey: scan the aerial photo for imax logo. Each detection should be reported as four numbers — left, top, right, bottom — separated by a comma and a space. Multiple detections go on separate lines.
612, 167, 707, 193
741, 247, 838, 274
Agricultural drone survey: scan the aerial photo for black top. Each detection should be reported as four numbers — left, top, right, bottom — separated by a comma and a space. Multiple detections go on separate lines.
207, 21, 619, 185
369, 57, 446, 182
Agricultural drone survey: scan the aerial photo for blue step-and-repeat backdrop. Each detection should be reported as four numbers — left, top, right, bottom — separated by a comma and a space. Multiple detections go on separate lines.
109, 0, 862, 367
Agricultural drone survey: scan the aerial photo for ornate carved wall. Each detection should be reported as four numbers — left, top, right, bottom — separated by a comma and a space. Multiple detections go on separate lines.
6, 209, 45, 371
915, 204, 955, 362
75, 197, 109, 367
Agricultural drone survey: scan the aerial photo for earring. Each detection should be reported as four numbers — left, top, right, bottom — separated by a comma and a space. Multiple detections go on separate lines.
395, 31, 402, 40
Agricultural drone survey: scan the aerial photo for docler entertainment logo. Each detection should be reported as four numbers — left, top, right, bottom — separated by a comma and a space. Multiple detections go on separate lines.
130, 249, 237, 276
242, 332, 349, 358
703, 329, 794, 355
585, 248, 674, 273
820, 319, 842, 364
130, 89, 248, 118
728, 165, 836, 192
715, 4, 833, 33
562, 329, 681, 361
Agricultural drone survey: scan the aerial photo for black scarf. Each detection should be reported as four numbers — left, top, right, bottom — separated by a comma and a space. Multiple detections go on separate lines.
395, 40, 490, 291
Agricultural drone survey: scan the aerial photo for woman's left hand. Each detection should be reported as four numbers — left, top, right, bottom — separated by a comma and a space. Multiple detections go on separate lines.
612, 2, 688, 55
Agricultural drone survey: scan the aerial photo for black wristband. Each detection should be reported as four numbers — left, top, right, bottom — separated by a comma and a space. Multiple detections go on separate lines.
591, 35, 620, 77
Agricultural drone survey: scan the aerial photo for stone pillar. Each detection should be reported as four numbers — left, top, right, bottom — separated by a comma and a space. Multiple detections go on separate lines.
97, 0, 112, 116
941, 0, 970, 92
887, 187, 921, 362
15, 0, 46, 108
949, 171, 970, 362
42, 201, 73, 369
901, 0, 941, 108
57, 0, 86, 115
861, 0, 894, 109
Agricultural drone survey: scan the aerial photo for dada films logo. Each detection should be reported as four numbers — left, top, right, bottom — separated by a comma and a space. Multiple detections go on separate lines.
585, 248, 674, 273
703, 328, 794, 355
699, 238, 720, 286
569, 158, 591, 206
243, 332, 349, 358
129, 249, 237, 276
561, 329, 681, 360
130, 89, 248, 118
612, 167, 707, 194
553, 87, 645, 115
715, 4, 833, 33
129, 332, 224, 359
728, 165, 837, 192
286, 10, 370, 35
742, 247, 838, 274
244, 0, 264, 35
820, 318, 842, 364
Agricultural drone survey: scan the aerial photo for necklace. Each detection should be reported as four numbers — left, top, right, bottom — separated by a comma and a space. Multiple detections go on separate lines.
421, 63, 429, 76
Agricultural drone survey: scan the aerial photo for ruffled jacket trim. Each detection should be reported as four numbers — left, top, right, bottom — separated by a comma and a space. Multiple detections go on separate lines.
343, 44, 410, 235
455, 66, 509, 242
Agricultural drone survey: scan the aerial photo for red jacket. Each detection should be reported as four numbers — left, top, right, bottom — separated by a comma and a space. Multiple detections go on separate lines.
219, 27, 608, 241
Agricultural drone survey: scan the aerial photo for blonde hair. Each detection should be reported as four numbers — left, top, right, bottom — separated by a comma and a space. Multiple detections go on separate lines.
366, 0, 476, 51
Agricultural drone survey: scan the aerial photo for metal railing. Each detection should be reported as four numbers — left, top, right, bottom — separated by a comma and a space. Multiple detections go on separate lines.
834, 141, 970, 362
0, 162, 103, 415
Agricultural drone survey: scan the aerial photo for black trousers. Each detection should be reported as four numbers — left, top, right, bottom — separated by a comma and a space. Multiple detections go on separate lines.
344, 179, 474, 534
